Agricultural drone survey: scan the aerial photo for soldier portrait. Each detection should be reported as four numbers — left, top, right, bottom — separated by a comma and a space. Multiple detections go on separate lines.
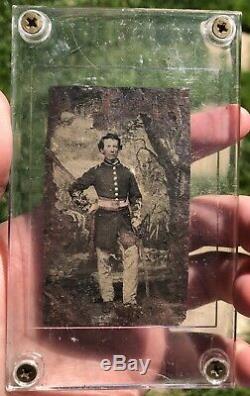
43, 86, 190, 327
69, 133, 142, 310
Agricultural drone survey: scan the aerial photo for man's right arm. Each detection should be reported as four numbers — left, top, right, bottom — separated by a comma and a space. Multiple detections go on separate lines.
68, 167, 96, 211
69, 167, 96, 195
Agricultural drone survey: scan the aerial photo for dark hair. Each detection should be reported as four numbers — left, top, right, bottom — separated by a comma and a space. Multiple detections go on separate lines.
98, 133, 122, 151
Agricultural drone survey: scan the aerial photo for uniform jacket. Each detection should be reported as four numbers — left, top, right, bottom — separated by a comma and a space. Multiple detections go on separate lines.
69, 158, 142, 205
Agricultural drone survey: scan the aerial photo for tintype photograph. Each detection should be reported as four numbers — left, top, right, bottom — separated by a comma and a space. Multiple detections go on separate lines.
43, 86, 190, 327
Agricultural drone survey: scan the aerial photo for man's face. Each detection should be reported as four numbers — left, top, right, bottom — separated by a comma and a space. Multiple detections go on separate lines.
101, 138, 119, 160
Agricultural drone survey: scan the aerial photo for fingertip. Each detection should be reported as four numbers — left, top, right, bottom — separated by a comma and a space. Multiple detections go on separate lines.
0, 90, 12, 196
240, 106, 250, 138
233, 273, 250, 317
191, 104, 248, 161
240, 106, 250, 117
0, 90, 10, 110
236, 341, 250, 386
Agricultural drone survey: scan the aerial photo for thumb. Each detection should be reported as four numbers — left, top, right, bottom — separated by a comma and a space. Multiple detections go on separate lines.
0, 91, 12, 198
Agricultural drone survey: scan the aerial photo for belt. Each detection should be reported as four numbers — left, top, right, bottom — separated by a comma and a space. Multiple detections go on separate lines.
98, 197, 129, 211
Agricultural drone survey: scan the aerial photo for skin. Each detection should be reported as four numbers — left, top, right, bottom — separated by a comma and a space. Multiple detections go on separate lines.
1, 93, 250, 394
100, 138, 120, 161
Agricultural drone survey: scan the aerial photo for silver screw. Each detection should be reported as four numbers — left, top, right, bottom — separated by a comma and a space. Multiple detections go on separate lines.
18, 10, 52, 43
212, 16, 232, 39
200, 15, 236, 48
205, 359, 228, 382
200, 349, 230, 385
20, 10, 43, 35
15, 362, 38, 384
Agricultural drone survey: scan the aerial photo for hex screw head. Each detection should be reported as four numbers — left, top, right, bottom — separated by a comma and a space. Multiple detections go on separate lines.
212, 16, 232, 39
20, 10, 43, 35
15, 362, 38, 384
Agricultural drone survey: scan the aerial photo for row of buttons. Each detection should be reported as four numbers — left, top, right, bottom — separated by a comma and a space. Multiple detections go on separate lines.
113, 166, 119, 200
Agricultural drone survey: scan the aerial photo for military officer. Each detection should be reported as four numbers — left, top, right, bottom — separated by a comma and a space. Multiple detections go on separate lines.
69, 133, 142, 308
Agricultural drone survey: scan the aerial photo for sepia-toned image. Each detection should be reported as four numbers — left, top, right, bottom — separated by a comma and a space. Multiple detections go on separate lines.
43, 86, 190, 327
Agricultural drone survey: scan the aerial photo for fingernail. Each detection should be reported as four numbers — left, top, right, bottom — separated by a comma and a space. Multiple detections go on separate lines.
241, 107, 250, 116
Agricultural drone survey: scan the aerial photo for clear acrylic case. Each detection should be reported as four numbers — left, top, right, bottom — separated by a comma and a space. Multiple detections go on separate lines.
7, 6, 241, 390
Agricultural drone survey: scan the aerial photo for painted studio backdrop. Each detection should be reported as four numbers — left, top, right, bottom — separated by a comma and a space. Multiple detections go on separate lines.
43, 86, 190, 326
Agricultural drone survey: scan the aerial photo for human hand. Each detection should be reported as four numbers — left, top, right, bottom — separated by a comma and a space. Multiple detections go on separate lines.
131, 218, 142, 233
0, 91, 165, 395
1, 91, 250, 394
188, 105, 250, 385
70, 191, 91, 211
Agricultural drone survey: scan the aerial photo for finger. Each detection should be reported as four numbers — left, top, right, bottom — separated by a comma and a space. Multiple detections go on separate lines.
0, 247, 7, 394
161, 330, 234, 385
160, 325, 249, 387
190, 195, 250, 252
191, 105, 250, 161
162, 330, 249, 387
188, 251, 250, 317
0, 91, 12, 197
236, 341, 250, 386
188, 251, 234, 309
233, 258, 250, 317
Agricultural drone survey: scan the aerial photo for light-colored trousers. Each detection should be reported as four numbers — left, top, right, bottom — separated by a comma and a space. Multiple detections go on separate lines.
96, 245, 139, 305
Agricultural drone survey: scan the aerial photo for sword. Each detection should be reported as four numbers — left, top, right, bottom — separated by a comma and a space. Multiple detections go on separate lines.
138, 238, 149, 298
